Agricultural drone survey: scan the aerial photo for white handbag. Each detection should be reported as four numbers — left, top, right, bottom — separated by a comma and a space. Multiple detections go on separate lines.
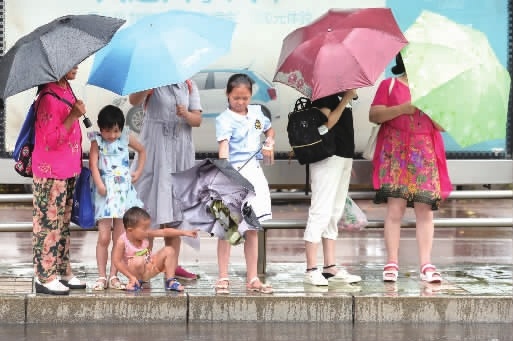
362, 125, 380, 160
362, 77, 396, 160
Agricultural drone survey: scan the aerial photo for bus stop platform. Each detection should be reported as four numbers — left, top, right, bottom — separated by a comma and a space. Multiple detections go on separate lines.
0, 198, 511, 325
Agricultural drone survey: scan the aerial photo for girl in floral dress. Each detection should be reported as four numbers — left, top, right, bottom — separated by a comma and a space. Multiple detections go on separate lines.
88, 105, 146, 290
369, 54, 452, 284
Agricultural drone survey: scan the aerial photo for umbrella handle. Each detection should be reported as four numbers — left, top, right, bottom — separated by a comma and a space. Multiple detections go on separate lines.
82, 115, 92, 128
237, 144, 263, 172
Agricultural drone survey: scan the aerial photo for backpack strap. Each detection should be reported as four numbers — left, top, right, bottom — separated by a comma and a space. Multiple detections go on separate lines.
14, 91, 74, 159
33, 91, 73, 119
44, 91, 73, 107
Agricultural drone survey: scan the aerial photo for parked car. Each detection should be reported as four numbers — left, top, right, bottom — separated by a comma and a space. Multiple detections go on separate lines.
191, 68, 278, 120
123, 67, 280, 152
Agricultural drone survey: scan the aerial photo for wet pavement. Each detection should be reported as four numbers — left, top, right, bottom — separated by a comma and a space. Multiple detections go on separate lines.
0, 198, 511, 326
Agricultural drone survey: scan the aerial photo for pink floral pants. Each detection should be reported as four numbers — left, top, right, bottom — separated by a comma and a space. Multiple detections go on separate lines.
32, 176, 76, 283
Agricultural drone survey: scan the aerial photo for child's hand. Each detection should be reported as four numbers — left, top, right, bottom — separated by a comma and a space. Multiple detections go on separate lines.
184, 229, 199, 238
131, 170, 142, 184
97, 183, 107, 196
126, 277, 140, 291
261, 146, 274, 157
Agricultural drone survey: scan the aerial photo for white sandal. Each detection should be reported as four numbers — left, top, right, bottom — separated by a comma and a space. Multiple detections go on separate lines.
246, 277, 273, 294
93, 277, 107, 291
383, 263, 399, 282
214, 278, 230, 295
420, 264, 442, 283
108, 276, 127, 290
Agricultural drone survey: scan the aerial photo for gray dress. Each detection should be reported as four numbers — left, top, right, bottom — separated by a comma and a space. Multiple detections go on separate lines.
131, 81, 202, 228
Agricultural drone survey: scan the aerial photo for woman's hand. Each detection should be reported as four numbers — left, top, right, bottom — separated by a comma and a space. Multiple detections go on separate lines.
69, 99, 86, 120
400, 102, 417, 115
176, 104, 187, 117
344, 89, 358, 100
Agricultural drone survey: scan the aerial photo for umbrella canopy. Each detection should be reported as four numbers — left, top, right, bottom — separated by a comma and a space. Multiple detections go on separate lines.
273, 8, 407, 100
171, 159, 261, 242
402, 10, 511, 147
0, 14, 125, 100
87, 10, 235, 95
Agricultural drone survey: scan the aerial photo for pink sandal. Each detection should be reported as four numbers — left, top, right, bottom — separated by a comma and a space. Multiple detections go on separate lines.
420, 263, 442, 283
383, 262, 399, 282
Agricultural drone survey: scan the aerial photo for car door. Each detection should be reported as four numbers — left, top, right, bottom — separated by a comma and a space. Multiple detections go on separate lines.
192, 71, 227, 118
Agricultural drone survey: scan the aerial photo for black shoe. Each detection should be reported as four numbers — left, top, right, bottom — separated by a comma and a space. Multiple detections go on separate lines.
35, 278, 70, 295
322, 272, 335, 279
322, 264, 336, 279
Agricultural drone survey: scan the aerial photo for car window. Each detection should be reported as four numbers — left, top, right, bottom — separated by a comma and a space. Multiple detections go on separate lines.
213, 72, 234, 89
192, 72, 208, 90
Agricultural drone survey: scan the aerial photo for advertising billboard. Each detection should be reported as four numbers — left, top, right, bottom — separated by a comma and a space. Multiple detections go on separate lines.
0, 0, 510, 157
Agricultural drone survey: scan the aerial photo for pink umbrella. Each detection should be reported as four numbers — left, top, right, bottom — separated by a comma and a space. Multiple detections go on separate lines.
273, 8, 407, 100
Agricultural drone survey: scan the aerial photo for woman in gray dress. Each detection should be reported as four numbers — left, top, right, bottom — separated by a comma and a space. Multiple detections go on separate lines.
129, 80, 202, 280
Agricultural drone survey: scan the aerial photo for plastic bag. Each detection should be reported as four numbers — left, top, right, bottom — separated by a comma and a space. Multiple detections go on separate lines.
338, 196, 368, 231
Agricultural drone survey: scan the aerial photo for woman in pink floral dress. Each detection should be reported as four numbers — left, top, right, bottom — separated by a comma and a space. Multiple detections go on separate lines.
32, 66, 88, 295
369, 54, 452, 284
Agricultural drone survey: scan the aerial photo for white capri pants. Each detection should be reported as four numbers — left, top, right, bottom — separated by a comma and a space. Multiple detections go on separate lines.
304, 155, 353, 243
232, 159, 272, 222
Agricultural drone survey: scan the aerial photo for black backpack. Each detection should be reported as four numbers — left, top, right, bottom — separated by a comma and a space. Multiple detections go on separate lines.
287, 97, 335, 165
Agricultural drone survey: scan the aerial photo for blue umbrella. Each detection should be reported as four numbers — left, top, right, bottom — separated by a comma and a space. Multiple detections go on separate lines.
87, 10, 235, 95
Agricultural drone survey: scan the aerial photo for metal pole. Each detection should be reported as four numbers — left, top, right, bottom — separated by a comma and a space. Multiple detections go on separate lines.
1, 190, 512, 203
1, 217, 511, 232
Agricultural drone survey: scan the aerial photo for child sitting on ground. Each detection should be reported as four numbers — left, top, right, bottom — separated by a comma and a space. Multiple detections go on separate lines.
112, 207, 198, 291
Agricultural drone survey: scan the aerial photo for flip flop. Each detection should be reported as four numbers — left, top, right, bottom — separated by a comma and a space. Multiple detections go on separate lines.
126, 281, 142, 292
165, 277, 184, 292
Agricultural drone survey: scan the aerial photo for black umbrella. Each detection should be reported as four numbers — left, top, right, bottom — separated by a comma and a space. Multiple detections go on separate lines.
0, 14, 125, 99
171, 159, 261, 244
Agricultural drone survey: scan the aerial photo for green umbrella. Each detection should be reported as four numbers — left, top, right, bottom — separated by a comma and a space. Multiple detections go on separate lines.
401, 10, 510, 147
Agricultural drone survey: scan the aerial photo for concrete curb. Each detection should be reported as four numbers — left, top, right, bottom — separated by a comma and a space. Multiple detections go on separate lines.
188, 295, 353, 322
354, 296, 513, 323
25, 295, 187, 324
0, 296, 26, 324
2, 294, 511, 324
